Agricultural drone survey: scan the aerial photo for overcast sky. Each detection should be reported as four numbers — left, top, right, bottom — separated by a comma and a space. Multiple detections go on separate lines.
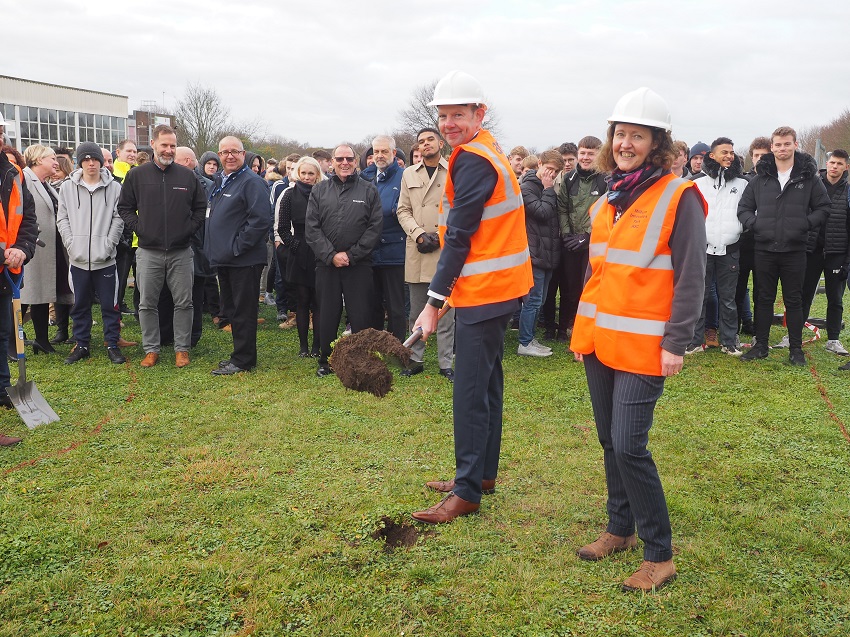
7, 0, 850, 152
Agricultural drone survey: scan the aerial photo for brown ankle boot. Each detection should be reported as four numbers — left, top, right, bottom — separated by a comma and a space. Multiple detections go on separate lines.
621, 559, 677, 592
577, 532, 638, 561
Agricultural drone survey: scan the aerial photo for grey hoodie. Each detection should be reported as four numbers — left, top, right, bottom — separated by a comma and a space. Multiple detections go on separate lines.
57, 167, 124, 270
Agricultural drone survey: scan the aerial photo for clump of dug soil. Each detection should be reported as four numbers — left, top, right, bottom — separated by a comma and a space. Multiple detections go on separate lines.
329, 328, 411, 398
371, 516, 434, 552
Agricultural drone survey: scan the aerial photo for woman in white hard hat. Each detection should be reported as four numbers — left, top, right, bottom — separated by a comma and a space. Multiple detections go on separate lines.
569, 88, 707, 592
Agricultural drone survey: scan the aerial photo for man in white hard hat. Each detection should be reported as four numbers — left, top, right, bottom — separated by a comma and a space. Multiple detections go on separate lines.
411, 71, 533, 525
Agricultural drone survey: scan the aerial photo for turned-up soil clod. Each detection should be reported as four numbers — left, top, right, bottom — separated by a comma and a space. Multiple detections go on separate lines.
329, 328, 412, 397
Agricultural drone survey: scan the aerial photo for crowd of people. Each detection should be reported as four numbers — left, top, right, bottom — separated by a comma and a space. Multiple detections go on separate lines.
1, 73, 848, 593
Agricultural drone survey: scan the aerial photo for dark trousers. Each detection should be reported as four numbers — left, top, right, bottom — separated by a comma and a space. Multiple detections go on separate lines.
116, 245, 134, 310
802, 251, 847, 340
736, 244, 756, 325
218, 264, 263, 370
690, 251, 739, 349
315, 263, 374, 364
20, 303, 50, 345
452, 309, 512, 504
583, 352, 671, 562
0, 293, 11, 394
69, 264, 121, 349
753, 250, 806, 350
371, 265, 406, 342
295, 283, 319, 352
203, 277, 221, 318
543, 246, 588, 334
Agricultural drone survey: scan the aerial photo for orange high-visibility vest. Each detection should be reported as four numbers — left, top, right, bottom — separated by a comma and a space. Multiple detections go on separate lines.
439, 129, 533, 307
0, 165, 25, 274
571, 174, 705, 376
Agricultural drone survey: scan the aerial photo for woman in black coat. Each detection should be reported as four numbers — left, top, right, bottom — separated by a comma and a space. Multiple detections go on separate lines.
277, 157, 324, 357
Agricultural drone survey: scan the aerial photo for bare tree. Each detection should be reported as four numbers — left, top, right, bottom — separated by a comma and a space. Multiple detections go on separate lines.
396, 79, 503, 147
174, 82, 230, 155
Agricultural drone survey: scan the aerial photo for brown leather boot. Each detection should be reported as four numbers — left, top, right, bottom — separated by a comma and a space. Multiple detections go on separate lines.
175, 351, 190, 368
425, 478, 496, 495
411, 493, 479, 524
577, 532, 638, 561
140, 352, 159, 368
622, 559, 677, 592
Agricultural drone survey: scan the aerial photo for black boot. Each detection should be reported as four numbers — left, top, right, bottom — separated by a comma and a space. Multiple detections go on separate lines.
50, 329, 69, 345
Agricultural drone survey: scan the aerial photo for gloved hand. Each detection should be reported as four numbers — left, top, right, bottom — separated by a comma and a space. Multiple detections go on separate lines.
562, 232, 590, 251
837, 263, 850, 281
417, 232, 441, 254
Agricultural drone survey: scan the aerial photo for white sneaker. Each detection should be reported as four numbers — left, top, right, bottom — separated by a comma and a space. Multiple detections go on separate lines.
721, 344, 744, 357
518, 343, 553, 357
685, 344, 705, 355
263, 292, 276, 306
825, 339, 850, 355
529, 338, 552, 352
773, 334, 790, 349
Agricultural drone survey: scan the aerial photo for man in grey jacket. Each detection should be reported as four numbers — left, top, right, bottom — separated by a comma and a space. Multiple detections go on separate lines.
57, 143, 125, 365
305, 144, 383, 378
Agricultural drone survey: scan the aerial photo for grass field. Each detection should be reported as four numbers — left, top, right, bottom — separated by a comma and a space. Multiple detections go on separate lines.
1, 292, 848, 636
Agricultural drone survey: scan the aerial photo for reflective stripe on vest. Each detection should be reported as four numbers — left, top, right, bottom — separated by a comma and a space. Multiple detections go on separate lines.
460, 247, 530, 277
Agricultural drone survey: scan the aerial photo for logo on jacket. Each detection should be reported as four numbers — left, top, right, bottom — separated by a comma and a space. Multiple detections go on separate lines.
731, 187, 738, 194
353, 199, 366, 204
795, 183, 804, 189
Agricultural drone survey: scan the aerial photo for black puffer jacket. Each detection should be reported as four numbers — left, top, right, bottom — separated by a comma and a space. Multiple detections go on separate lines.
806, 170, 850, 256
520, 170, 560, 270
737, 151, 831, 252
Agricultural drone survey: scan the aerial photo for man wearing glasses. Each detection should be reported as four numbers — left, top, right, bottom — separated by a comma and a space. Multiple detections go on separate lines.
305, 144, 383, 378
205, 136, 272, 375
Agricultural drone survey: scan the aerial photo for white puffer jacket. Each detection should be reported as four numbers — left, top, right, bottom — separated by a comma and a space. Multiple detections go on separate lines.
694, 155, 745, 255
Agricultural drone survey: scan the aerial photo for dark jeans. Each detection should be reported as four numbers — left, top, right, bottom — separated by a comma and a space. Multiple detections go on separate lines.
690, 251, 739, 349
452, 309, 512, 504
371, 265, 406, 342
315, 263, 374, 364
69, 264, 121, 349
736, 244, 756, 325
0, 293, 11, 394
543, 246, 588, 334
802, 251, 847, 340
218, 264, 264, 370
583, 352, 671, 562
753, 250, 806, 350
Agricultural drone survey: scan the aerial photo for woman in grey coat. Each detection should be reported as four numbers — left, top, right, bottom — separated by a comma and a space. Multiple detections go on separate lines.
21, 145, 74, 354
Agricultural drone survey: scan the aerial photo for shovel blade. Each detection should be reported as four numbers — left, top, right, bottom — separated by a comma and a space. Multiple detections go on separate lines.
7, 380, 60, 429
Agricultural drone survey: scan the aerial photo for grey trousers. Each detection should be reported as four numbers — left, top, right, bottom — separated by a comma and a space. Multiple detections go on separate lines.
408, 282, 455, 369
136, 246, 194, 353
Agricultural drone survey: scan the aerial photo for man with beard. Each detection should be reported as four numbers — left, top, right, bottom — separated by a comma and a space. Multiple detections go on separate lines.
117, 125, 207, 368
686, 137, 747, 356
397, 127, 455, 379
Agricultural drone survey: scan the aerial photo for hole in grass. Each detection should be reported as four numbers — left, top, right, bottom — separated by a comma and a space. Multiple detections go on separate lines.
371, 516, 434, 552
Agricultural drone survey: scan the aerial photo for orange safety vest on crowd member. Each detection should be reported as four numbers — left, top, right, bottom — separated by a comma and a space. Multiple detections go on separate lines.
438, 129, 533, 307
0, 166, 25, 275
571, 174, 705, 376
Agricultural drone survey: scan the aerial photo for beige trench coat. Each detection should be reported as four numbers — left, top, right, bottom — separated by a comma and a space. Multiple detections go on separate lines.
396, 157, 449, 283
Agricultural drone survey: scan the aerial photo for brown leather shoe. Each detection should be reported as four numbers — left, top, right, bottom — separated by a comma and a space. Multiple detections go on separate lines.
577, 532, 638, 561
140, 352, 159, 368
411, 493, 479, 524
622, 559, 677, 592
425, 478, 496, 495
0, 434, 22, 447
175, 351, 190, 368
222, 324, 232, 333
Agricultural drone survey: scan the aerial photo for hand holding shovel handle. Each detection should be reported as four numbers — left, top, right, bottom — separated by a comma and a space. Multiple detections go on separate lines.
403, 302, 451, 349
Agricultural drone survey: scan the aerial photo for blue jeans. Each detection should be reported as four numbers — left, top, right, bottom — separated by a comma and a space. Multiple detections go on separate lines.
518, 266, 552, 346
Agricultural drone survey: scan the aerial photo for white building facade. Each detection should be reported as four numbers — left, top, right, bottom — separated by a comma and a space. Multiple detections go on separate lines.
0, 75, 129, 153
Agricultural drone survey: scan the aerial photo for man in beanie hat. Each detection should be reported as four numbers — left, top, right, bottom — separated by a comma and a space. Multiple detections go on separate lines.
56, 143, 125, 365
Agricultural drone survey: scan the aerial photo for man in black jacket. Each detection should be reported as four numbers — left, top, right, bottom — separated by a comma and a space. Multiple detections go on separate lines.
305, 144, 383, 377
738, 126, 831, 365
205, 136, 273, 375
801, 150, 850, 359
0, 151, 38, 445
118, 125, 206, 369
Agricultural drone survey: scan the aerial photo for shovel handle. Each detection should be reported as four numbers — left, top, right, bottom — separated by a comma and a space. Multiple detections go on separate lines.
403, 302, 451, 348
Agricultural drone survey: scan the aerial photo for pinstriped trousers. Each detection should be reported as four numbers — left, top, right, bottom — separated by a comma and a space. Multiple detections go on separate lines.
583, 352, 673, 562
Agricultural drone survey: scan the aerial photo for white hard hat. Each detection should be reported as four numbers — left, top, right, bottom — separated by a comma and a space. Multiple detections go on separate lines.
607, 87, 672, 132
428, 70, 486, 107
0, 113, 5, 126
